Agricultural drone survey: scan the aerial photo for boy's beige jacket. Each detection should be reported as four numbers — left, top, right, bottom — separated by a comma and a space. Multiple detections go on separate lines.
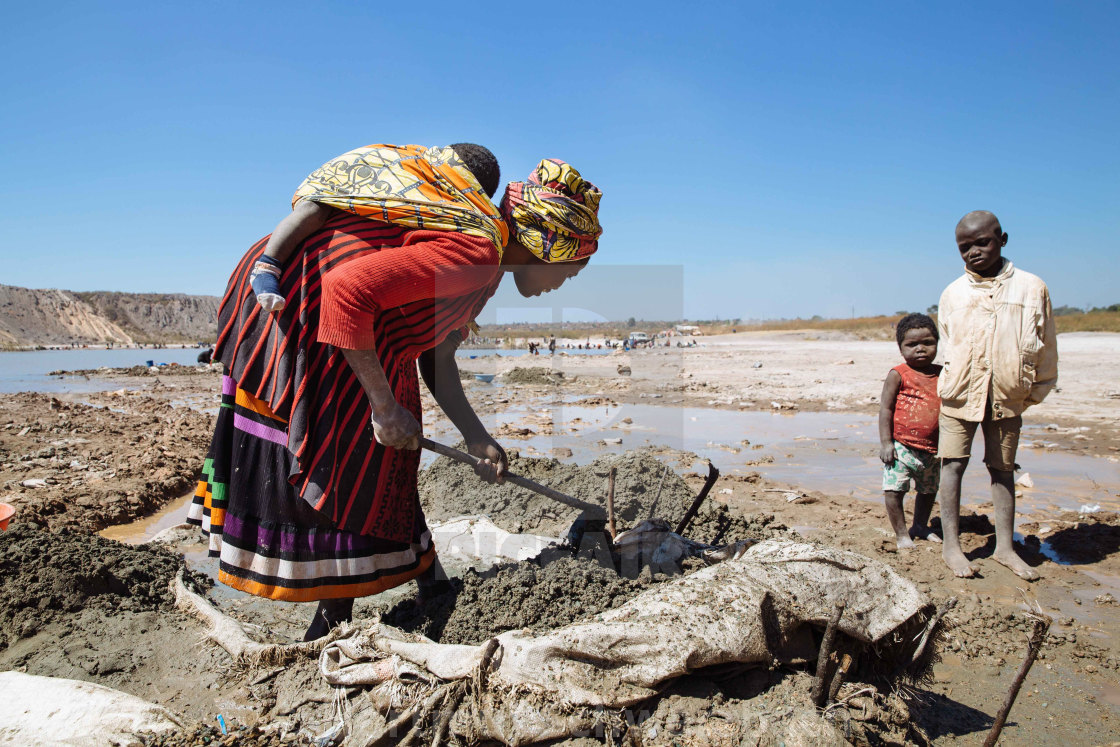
937, 259, 1058, 422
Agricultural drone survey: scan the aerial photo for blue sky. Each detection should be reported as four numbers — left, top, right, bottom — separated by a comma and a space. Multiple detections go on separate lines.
1, 1, 1116, 320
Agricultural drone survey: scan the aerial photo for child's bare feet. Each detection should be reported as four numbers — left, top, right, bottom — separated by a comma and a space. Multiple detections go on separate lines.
910, 525, 942, 543
993, 548, 1040, 581
895, 535, 916, 551
942, 547, 976, 578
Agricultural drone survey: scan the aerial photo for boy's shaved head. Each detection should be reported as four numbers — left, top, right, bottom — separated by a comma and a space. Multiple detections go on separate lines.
955, 210, 1007, 277
956, 210, 1002, 237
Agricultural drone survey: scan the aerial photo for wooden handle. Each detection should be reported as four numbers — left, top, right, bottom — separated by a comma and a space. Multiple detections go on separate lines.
420, 437, 602, 515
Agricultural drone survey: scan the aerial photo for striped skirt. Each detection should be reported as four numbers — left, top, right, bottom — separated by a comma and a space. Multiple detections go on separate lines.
187, 376, 435, 602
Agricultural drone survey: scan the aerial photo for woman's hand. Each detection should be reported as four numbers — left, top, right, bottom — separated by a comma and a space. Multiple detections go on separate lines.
879, 443, 896, 466
466, 434, 508, 484
370, 401, 421, 450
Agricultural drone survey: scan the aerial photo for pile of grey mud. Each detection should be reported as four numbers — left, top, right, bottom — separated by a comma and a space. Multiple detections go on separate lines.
399, 449, 790, 644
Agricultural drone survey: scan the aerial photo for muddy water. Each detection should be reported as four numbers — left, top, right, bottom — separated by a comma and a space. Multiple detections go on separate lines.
426, 400, 1120, 516
99, 490, 196, 543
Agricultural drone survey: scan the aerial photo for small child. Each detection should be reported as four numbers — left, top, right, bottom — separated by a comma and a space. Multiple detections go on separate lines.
249, 142, 501, 313
878, 313, 943, 550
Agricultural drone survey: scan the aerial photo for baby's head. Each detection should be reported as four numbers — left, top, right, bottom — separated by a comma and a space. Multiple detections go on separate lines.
450, 143, 500, 198
896, 313, 938, 369
955, 210, 1007, 276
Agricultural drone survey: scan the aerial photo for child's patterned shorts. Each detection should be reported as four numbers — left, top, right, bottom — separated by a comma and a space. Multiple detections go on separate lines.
882, 440, 939, 494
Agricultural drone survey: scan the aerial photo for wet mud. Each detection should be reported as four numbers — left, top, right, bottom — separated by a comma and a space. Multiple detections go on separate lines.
420, 446, 787, 545
0, 391, 214, 532
384, 555, 651, 644
139, 722, 312, 746
0, 524, 207, 647
49, 364, 216, 378
1019, 510, 1120, 565
399, 449, 792, 646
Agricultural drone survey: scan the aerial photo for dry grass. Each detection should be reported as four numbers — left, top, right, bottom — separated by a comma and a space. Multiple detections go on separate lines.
476, 310, 1120, 343
706, 315, 902, 339
1055, 311, 1120, 333
713, 311, 1120, 337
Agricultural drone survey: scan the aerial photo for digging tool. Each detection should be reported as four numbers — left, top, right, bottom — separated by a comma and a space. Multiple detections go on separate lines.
420, 438, 602, 515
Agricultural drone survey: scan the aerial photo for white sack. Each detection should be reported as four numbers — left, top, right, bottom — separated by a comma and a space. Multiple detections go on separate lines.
0, 671, 181, 746
323, 540, 930, 745
483, 539, 927, 707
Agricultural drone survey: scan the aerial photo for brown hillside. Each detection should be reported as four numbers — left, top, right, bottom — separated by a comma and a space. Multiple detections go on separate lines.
0, 284, 219, 348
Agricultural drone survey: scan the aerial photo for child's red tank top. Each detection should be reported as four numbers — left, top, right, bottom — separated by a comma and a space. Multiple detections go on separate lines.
892, 363, 941, 453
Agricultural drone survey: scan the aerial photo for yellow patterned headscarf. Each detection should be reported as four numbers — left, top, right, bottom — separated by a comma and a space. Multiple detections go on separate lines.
500, 159, 602, 262
293, 144, 508, 257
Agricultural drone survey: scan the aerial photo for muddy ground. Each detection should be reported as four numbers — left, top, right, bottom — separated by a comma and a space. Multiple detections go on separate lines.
0, 390, 213, 532
455, 332, 1120, 459
0, 331, 1117, 744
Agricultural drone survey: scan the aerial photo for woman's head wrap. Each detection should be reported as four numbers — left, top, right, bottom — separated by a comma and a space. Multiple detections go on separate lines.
500, 159, 602, 262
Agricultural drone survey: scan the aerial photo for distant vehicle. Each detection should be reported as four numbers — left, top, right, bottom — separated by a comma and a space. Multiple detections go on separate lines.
628, 332, 651, 347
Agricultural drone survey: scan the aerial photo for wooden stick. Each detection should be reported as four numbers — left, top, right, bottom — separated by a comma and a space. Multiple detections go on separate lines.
982, 613, 1052, 747
828, 653, 852, 703
911, 597, 957, 665
172, 571, 343, 665
812, 601, 846, 708
363, 685, 449, 747
607, 467, 617, 539
673, 462, 720, 536
647, 466, 668, 518
430, 682, 467, 747
420, 437, 601, 515
476, 638, 500, 691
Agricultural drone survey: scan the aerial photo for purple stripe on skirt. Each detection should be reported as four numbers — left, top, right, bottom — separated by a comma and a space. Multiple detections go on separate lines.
222, 375, 237, 396
223, 511, 377, 554
233, 413, 288, 446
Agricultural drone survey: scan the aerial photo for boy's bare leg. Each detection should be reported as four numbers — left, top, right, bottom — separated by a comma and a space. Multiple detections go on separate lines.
884, 490, 915, 549
939, 458, 976, 577
989, 466, 1039, 580
910, 492, 941, 542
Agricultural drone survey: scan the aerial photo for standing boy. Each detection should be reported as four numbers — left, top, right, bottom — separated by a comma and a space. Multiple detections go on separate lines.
937, 211, 1058, 580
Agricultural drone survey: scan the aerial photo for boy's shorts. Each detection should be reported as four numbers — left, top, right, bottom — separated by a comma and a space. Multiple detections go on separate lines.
882, 440, 939, 494
938, 411, 1021, 472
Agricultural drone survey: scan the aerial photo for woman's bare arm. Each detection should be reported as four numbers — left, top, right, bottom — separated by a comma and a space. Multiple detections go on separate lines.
419, 335, 506, 482
341, 348, 420, 450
